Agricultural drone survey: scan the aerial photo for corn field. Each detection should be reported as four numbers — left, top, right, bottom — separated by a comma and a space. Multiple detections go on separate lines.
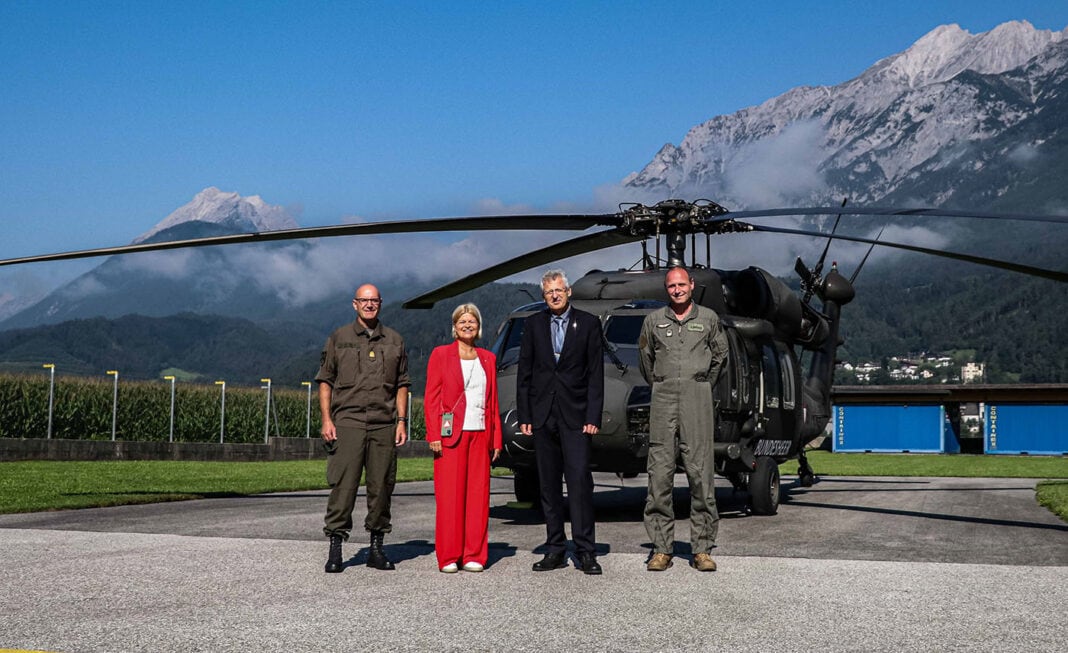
0, 373, 426, 443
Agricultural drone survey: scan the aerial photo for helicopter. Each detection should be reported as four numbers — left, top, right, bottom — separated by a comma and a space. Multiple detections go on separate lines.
3, 198, 1067, 514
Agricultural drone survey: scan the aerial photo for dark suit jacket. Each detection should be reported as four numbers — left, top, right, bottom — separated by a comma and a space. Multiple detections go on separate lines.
516, 306, 605, 430
424, 341, 502, 449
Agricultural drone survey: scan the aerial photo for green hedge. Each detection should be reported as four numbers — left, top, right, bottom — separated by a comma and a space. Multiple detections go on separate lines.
0, 373, 425, 443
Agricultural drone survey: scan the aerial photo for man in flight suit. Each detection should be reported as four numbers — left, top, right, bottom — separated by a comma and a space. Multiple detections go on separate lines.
638, 266, 729, 572
317, 283, 411, 573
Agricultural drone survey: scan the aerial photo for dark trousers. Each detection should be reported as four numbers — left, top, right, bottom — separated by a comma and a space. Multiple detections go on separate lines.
533, 408, 596, 555
323, 423, 397, 539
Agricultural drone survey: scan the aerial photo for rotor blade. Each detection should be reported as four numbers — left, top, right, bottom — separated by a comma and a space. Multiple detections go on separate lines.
403, 229, 643, 309
723, 206, 1068, 225
0, 213, 620, 268
747, 223, 1068, 283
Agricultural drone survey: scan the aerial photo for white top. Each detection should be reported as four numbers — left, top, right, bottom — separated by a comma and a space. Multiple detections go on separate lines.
460, 358, 486, 430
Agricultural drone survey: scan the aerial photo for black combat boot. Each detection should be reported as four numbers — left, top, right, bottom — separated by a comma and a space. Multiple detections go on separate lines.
325, 534, 344, 573
366, 530, 395, 570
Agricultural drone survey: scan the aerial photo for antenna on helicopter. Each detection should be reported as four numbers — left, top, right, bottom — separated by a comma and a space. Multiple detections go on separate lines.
850, 226, 885, 284
805, 197, 848, 303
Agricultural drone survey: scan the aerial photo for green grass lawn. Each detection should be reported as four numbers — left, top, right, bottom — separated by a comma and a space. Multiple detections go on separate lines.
780, 450, 1068, 478
1, 452, 1065, 519
0, 459, 426, 513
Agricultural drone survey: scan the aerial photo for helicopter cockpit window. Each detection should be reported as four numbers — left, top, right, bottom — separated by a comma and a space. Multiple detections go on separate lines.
493, 316, 529, 368
762, 345, 781, 409
603, 314, 647, 367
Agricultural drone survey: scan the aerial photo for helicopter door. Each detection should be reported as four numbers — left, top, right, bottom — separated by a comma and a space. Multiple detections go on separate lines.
757, 344, 788, 457
777, 344, 800, 446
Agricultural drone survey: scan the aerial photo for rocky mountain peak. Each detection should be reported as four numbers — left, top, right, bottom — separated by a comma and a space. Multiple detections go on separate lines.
622, 20, 1068, 209
869, 20, 1066, 89
133, 187, 298, 244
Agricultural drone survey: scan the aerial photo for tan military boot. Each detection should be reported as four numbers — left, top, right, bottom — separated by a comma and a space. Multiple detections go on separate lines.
692, 552, 717, 572
646, 552, 673, 571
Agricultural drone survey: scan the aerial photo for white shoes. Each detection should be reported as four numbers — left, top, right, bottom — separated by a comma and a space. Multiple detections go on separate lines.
441, 561, 484, 573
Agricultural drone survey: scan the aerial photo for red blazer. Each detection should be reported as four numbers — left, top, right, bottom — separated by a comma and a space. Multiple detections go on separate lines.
424, 341, 503, 449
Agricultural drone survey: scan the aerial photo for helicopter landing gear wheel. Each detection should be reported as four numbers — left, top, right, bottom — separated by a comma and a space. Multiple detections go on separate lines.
512, 467, 539, 504
749, 456, 780, 515
798, 450, 817, 487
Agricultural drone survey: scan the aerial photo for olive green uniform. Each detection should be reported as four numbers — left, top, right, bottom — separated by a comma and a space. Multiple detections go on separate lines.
316, 320, 410, 539
638, 304, 729, 555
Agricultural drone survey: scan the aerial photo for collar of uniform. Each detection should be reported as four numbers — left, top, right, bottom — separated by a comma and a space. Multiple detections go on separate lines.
351, 320, 382, 340
663, 303, 699, 324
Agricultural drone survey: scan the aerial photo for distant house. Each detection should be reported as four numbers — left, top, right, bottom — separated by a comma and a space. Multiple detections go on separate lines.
962, 362, 985, 383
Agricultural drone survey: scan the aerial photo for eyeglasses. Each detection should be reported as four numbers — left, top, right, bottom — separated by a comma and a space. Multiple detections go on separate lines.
542, 289, 567, 297
354, 298, 382, 306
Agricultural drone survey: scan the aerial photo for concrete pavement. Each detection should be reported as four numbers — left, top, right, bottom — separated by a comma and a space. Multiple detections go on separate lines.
1, 473, 1066, 652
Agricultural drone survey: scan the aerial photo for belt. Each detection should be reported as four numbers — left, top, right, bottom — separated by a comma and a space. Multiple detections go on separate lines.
653, 374, 710, 383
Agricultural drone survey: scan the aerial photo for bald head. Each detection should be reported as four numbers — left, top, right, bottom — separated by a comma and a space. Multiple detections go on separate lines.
353, 284, 383, 328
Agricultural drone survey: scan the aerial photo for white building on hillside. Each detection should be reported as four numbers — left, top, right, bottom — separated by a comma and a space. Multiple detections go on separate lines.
962, 362, 985, 383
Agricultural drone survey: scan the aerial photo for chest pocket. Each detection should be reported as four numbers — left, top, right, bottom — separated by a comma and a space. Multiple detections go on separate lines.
653, 325, 673, 351
334, 346, 363, 388
367, 343, 402, 385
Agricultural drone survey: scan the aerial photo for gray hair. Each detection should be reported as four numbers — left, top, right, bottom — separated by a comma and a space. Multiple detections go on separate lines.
541, 268, 569, 288
450, 303, 483, 340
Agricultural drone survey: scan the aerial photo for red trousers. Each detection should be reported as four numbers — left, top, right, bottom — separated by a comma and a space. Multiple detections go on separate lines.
433, 428, 491, 568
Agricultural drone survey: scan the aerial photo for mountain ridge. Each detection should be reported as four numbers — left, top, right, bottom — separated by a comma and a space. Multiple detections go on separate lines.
622, 20, 1068, 211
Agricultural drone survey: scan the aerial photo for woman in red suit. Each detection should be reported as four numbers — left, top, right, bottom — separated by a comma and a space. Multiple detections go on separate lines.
424, 303, 502, 573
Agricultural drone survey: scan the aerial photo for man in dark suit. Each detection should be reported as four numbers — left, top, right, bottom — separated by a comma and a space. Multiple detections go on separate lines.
517, 269, 605, 575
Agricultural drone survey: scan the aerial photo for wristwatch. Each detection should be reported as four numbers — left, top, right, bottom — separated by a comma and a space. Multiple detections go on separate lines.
397, 417, 408, 424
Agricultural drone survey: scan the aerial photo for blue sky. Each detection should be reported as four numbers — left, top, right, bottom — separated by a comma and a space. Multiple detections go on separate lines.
2, 0, 1067, 267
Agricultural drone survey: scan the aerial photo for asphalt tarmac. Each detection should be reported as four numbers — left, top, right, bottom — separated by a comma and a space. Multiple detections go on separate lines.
2, 473, 1066, 652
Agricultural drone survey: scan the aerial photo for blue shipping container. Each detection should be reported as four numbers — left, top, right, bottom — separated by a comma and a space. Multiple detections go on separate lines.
984, 404, 1068, 455
832, 404, 946, 453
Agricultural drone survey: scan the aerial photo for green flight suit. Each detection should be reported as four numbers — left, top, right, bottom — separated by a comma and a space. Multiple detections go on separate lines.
316, 320, 410, 539
638, 303, 729, 555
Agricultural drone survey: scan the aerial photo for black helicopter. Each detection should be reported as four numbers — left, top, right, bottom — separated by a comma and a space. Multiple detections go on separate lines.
3, 199, 1067, 514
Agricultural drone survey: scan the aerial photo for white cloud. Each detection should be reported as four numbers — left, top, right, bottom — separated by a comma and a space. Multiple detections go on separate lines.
1007, 142, 1039, 165
722, 120, 830, 207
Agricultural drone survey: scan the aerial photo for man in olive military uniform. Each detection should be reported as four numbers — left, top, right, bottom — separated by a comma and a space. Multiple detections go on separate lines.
317, 283, 411, 573
638, 266, 729, 572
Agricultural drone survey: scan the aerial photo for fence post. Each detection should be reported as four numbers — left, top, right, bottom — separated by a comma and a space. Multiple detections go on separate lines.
106, 370, 119, 441
215, 380, 226, 443
43, 363, 55, 439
